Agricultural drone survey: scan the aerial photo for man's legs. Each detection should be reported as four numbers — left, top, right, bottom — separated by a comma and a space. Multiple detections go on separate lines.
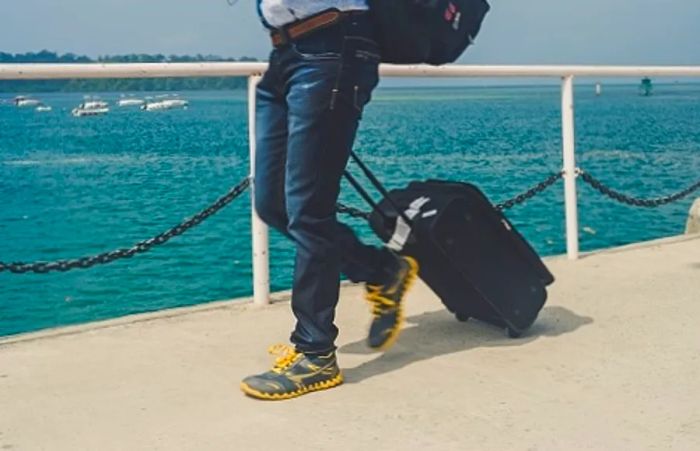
255, 32, 416, 353
242, 15, 418, 400
254, 43, 397, 356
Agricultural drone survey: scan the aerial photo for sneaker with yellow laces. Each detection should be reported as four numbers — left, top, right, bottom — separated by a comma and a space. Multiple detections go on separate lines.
365, 255, 419, 350
240, 344, 343, 400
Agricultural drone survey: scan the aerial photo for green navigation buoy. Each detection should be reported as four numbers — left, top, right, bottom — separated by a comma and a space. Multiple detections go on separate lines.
639, 77, 653, 96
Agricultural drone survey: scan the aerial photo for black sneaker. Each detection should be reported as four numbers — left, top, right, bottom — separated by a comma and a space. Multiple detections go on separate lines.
240, 344, 343, 400
365, 255, 419, 350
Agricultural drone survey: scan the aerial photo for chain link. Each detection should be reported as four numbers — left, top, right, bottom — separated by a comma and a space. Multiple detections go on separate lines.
495, 171, 564, 211
579, 169, 700, 208
336, 203, 371, 220
0, 177, 251, 274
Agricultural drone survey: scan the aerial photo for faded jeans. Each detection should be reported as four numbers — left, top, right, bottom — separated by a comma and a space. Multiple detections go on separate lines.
254, 13, 397, 354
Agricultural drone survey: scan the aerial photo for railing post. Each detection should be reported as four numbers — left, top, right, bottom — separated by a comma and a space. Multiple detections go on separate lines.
561, 75, 580, 260
248, 75, 270, 305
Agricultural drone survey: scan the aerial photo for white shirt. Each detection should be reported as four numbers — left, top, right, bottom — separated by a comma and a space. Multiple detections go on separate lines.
258, 0, 369, 28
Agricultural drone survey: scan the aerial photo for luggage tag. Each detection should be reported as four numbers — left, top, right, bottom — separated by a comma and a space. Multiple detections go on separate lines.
386, 196, 431, 252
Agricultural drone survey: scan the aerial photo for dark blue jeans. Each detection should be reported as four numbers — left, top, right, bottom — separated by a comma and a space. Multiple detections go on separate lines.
255, 13, 397, 354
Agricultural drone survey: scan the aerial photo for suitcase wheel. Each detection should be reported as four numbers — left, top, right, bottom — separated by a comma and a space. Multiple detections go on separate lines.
455, 312, 470, 323
506, 327, 523, 339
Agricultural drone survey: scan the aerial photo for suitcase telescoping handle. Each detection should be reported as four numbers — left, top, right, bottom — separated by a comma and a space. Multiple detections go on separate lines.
343, 150, 413, 226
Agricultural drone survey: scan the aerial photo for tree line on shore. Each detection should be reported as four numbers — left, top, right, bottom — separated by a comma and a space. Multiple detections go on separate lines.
0, 50, 257, 93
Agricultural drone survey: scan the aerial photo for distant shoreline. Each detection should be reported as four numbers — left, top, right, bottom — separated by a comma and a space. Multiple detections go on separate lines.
0, 50, 255, 93
0, 77, 248, 94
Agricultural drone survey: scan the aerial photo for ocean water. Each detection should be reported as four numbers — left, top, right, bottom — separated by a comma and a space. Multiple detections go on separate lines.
1, 84, 699, 336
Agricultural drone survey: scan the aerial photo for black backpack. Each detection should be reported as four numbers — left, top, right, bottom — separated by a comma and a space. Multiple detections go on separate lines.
369, 0, 490, 65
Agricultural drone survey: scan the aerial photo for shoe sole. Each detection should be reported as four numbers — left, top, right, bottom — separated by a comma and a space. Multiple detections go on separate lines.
371, 256, 420, 352
240, 372, 344, 401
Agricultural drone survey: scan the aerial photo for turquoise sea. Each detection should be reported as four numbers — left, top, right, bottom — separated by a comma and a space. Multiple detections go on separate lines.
1, 84, 699, 336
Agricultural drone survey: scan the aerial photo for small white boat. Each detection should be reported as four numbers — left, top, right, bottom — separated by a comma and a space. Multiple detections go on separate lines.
14, 96, 41, 107
141, 98, 189, 111
72, 102, 109, 117
83, 100, 109, 109
118, 97, 145, 107
35, 104, 52, 112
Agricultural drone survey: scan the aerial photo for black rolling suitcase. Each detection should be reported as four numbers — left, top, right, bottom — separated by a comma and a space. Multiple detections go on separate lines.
344, 152, 554, 337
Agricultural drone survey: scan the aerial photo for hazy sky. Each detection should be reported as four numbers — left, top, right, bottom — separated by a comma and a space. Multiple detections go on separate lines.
1, 0, 699, 64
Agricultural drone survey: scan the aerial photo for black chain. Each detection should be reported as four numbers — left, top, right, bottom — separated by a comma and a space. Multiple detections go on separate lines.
0, 177, 251, 274
14, 167, 697, 275
336, 172, 565, 220
494, 171, 564, 211
579, 169, 700, 208
336, 203, 371, 220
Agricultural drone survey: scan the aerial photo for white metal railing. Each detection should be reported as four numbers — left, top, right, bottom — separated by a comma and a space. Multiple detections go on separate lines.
3, 63, 700, 305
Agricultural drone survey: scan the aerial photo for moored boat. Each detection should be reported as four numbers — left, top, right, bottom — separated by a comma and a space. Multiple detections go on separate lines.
72, 101, 109, 117
118, 97, 145, 107
141, 98, 189, 111
14, 96, 41, 107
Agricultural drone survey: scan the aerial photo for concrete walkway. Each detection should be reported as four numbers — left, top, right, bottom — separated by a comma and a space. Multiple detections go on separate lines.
1, 235, 699, 451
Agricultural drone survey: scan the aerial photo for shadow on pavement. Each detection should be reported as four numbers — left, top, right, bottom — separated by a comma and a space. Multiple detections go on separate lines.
339, 305, 593, 383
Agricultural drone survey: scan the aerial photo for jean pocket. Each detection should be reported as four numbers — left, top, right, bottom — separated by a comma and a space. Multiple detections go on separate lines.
291, 43, 342, 61
344, 36, 382, 64
338, 37, 380, 113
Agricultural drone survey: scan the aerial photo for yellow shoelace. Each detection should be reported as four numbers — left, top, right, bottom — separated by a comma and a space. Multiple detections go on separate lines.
365, 260, 419, 317
365, 292, 397, 317
268, 344, 301, 373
